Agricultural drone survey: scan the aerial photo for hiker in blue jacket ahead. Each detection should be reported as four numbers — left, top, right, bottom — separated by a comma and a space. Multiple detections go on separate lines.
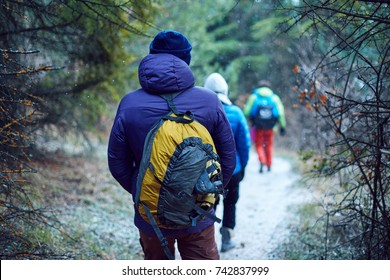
204, 73, 251, 253
107, 30, 236, 260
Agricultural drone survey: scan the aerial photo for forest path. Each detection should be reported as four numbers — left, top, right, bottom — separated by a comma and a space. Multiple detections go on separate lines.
214, 148, 311, 260
59, 144, 311, 259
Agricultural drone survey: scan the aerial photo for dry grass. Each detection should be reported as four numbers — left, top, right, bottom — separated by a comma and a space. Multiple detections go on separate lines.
23, 149, 143, 259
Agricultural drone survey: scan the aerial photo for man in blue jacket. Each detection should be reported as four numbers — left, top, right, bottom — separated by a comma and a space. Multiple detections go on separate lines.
108, 30, 236, 260
204, 73, 250, 252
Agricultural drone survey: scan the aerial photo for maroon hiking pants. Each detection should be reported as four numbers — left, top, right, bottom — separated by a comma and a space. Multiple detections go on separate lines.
139, 225, 219, 260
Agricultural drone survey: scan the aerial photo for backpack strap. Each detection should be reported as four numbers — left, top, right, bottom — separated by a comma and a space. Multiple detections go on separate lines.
161, 92, 195, 124
177, 191, 222, 225
189, 201, 222, 225
161, 92, 182, 115
163, 113, 194, 124
141, 203, 175, 260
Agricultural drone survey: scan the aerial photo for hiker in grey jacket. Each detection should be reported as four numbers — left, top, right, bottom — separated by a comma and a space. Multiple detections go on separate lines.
108, 30, 236, 260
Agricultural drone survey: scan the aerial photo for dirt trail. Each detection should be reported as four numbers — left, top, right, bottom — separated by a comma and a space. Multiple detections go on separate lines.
215, 148, 310, 260
60, 144, 310, 259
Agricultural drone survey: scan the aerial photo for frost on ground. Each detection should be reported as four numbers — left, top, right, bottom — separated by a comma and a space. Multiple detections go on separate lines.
52, 146, 310, 259
215, 149, 312, 260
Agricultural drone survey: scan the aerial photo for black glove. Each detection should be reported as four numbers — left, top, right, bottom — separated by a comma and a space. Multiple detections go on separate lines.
280, 127, 286, 136
239, 168, 245, 182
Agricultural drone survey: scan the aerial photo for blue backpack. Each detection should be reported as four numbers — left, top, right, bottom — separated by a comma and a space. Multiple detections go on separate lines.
252, 94, 279, 129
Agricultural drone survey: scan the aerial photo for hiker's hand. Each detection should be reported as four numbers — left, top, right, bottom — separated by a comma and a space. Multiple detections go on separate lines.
239, 169, 245, 181
280, 127, 286, 136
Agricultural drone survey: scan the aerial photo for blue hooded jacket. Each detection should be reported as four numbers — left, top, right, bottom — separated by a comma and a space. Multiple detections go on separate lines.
223, 104, 250, 175
108, 53, 236, 235
204, 72, 250, 175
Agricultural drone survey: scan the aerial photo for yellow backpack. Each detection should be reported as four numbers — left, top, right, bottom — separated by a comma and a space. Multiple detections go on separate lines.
135, 93, 224, 233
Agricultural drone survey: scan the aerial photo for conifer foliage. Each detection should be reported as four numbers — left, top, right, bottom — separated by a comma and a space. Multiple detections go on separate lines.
0, 0, 155, 259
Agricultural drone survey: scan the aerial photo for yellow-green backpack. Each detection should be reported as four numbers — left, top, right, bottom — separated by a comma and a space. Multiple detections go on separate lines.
135, 93, 224, 235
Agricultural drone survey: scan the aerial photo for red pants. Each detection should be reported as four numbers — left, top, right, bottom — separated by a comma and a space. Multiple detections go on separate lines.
254, 129, 274, 167
139, 225, 219, 260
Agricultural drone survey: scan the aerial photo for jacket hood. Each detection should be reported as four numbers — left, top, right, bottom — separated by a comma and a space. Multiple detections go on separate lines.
138, 53, 195, 94
253, 86, 273, 97
204, 73, 232, 105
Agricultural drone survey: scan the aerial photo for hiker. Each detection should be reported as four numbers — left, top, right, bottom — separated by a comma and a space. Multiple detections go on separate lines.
244, 80, 286, 173
107, 30, 236, 260
204, 73, 250, 252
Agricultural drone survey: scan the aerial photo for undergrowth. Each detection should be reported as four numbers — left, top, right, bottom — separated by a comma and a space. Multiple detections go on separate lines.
2, 150, 142, 260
